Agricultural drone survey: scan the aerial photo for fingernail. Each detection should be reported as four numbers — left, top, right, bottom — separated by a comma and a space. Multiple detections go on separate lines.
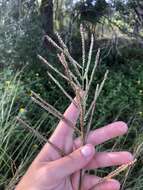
81, 145, 94, 158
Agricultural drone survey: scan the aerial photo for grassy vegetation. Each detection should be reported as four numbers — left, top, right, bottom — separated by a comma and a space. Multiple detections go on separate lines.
1, 1, 143, 189
0, 69, 43, 189
1, 45, 143, 189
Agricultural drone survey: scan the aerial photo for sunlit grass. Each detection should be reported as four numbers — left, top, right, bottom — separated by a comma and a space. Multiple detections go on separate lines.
0, 69, 44, 189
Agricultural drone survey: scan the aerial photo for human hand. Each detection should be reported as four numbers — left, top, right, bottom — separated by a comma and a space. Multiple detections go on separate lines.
16, 98, 133, 190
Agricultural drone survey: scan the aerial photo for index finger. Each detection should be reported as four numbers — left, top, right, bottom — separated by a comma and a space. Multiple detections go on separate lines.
49, 97, 80, 145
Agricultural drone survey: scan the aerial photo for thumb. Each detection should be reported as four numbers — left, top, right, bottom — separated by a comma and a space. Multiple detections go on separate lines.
47, 144, 95, 179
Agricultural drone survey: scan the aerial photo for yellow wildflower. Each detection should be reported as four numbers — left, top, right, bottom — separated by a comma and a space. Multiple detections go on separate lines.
33, 144, 38, 148
28, 91, 32, 96
5, 81, 10, 85
19, 108, 25, 113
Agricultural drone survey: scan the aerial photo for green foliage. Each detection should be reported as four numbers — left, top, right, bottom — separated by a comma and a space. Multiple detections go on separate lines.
75, 0, 109, 24
111, 0, 143, 38
1, 47, 143, 189
0, 69, 31, 188
96, 60, 143, 125
0, 0, 43, 69
0, 0, 143, 189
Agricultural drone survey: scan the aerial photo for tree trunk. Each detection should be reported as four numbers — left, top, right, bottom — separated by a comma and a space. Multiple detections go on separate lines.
40, 0, 54, 36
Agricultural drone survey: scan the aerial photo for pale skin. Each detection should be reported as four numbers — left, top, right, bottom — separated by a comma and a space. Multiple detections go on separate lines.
16, 98, 133, 190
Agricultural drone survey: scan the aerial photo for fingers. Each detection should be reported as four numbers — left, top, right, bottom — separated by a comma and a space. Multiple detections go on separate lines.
37, 97, 80, 161
45, 144, 95, 180
82, 175, 101, 189
83, 175, 120, 190
91, 181, 120, 190
75, 121, 128, 147
49, 96, 79, 147
85, 151, 133, 169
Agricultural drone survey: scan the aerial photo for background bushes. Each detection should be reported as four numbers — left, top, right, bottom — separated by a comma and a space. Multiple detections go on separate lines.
0, 0, 143, 189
